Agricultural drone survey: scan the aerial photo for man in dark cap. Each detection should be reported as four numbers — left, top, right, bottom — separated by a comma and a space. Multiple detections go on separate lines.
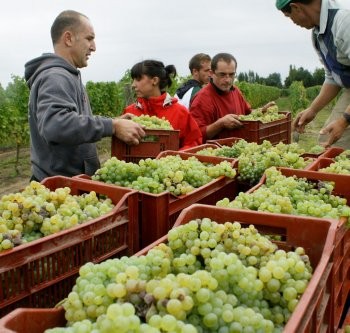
276, 0, 350, 148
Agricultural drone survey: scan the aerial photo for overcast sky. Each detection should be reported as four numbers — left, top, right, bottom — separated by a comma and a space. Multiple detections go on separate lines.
0, 0, 323, 88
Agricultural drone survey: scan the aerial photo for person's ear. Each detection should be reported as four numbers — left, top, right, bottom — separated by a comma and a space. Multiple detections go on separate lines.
152, 77, 160, 86
290, 2, 300, 12
63, 31, 74, 46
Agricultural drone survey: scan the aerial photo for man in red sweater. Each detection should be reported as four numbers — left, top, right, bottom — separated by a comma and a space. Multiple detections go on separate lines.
190, 52, 273, 142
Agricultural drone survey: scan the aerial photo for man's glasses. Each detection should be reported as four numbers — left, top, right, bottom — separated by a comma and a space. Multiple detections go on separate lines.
214, 71, 236, 79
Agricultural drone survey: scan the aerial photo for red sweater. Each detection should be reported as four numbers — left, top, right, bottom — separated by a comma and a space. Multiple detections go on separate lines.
123, 93, 202, 149
190, 82, 251, 141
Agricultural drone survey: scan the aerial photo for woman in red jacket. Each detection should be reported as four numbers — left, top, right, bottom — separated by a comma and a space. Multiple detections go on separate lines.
123, 59, 202, 150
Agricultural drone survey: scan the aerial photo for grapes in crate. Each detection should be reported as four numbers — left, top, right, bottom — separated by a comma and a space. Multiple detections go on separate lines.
45, 218, 313, 333
217, 166, 350, 222
132, 115, 174, 130
194, 140, 311, 186
92, 155, 236, 196
239, 105, 285, 123
0, 181, 115, 251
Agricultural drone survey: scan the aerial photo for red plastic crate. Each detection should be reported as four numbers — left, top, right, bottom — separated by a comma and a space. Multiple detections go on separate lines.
250, 167, 350, 331
138, 204, 336, 333
76, 151, 239, 249
206, 136, 244, 147
111, 129, 180, 163
337, 301, 350, 332
0, 176, 138, 317
0, 307, 65, 333
0, 204, 336, 333
321, 147, 345, 159
205, 112, 291, 145
181, 143, 222, 154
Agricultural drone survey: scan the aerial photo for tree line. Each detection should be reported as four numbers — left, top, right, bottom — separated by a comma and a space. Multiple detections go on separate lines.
238, 65, 325, 89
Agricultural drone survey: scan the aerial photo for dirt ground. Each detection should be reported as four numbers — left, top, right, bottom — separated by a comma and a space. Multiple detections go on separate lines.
0, 148, 32, 197
0, 138, 112, 197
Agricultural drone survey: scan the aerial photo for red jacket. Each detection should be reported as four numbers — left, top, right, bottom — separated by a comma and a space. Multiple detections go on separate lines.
190, 82, 251, 141
123, 93, 202, 149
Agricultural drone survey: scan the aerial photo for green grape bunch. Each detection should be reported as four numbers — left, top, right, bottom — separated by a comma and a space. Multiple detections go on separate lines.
239, 105, 285, 123
132, 115, 174, 130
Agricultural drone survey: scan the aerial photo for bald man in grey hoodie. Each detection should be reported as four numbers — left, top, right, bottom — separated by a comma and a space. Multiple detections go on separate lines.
25, 10, 145, 181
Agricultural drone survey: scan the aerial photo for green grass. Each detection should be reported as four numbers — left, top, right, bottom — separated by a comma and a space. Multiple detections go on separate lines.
276, 96, 331, 151
292, 106, 330, 151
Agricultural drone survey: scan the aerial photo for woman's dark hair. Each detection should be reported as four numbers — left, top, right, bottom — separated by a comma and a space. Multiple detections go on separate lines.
211, 53, 237, 71
131, 60, 177, 92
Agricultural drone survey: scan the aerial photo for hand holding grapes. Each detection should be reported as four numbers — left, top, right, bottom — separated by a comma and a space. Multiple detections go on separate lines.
293, 107, 318, 134
220, 114, 243, 129
112, 118, 146, 145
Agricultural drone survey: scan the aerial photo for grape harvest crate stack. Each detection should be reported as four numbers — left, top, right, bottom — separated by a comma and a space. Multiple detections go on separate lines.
75, 150, 239, 249
0, 204, 336, 332
217, 166, 350, 331
0, 176, 138, 317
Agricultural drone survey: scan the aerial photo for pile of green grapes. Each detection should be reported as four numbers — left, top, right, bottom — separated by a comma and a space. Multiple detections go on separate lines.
307, 145, 325, 155
217, 167, 350, 222
92, 155, 236, 196
45, 218, 312, 333
195, 140, 310, 186
238, 105, 285, 123
0, 182, 115, 252
319, 150, 350, 174
132, 115, 174, 130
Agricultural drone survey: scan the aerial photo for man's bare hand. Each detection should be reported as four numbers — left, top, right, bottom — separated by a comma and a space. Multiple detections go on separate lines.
293, 108, 317, 133
220, 114, 243, 129
112, 118, 145, 145
119, 113, 135, 120
319, 117, 348, 148
261, 101, 276, 112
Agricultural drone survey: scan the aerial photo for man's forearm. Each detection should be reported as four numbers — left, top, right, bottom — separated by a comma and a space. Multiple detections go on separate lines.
309, 83, 341, 113
205, 119, 223, 139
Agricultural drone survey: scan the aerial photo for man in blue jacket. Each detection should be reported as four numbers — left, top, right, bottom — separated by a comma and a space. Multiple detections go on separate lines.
25, 10, 145, 181
276, 0, 350, 148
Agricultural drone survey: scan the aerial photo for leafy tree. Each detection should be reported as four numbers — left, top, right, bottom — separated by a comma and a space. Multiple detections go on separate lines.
238, 71, 282, 88
312, 67, 325, 86
264, 73, 283, 88
285, 65, 314, 88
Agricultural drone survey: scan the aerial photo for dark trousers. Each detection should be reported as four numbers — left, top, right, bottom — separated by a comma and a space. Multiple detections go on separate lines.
30, 175, 40, 182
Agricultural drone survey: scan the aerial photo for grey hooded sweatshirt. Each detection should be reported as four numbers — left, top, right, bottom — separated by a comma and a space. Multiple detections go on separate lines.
25, 53, 113, 180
